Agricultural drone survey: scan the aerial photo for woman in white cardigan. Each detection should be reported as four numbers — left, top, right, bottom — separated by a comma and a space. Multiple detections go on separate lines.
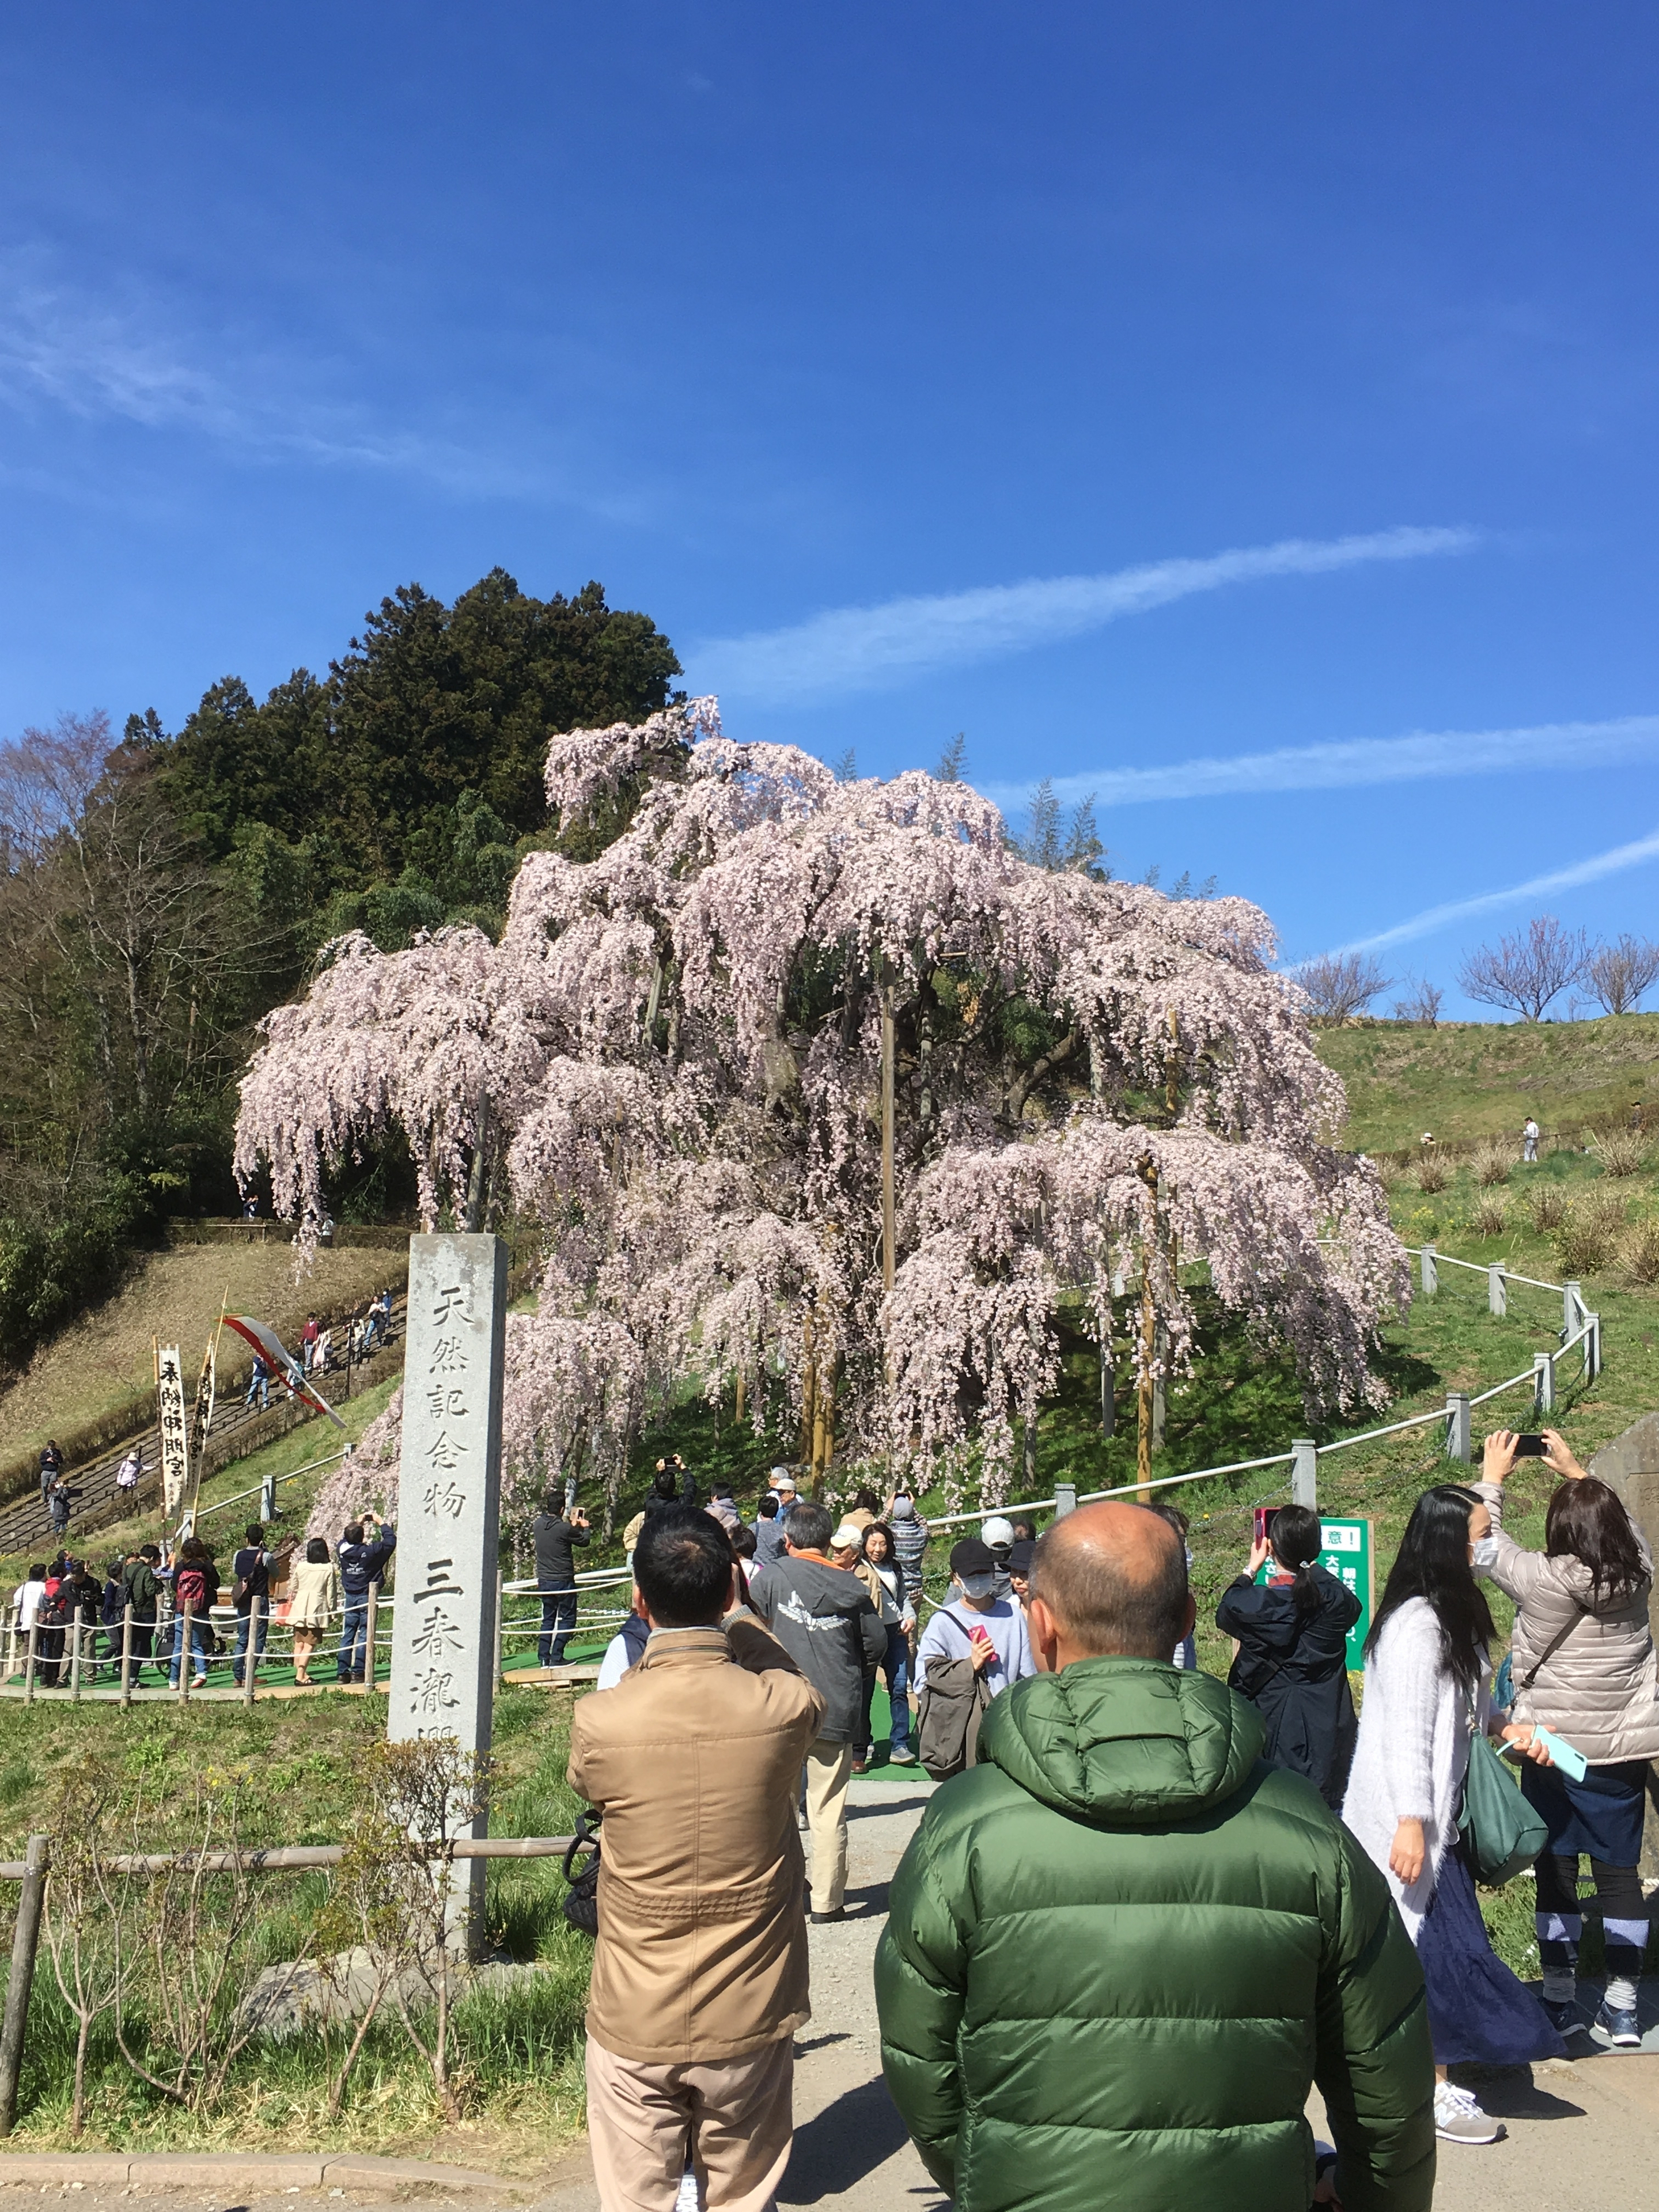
1343, 1483, 1565, 2149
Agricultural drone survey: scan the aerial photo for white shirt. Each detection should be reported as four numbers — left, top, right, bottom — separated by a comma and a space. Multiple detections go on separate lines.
596, 1633, 631, 1691
12, 1580, 44, 1631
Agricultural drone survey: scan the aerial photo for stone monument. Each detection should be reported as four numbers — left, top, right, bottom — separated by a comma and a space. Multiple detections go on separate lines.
388, 1233, 508, 1938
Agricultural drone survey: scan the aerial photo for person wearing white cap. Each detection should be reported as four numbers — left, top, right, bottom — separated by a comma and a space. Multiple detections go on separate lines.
981, 1516, 1016, 1574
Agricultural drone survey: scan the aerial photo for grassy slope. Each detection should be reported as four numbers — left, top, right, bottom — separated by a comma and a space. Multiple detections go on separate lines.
0, 1374, 402, 1591
1317, 1010, 1659, 1152
0, 1241, 400, 1470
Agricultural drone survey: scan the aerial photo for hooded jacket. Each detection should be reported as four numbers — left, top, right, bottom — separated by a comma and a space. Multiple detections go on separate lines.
1474, 1478, 1659, 1763
876, 1660, 1434, 2212
1216, 1565, 1361, 1807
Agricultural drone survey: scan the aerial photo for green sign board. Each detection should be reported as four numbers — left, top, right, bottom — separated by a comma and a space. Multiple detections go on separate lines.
1317, 1517, 1373, 1670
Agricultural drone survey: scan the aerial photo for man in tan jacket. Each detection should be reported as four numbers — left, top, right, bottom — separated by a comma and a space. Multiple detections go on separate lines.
569, 1507, 825, 2212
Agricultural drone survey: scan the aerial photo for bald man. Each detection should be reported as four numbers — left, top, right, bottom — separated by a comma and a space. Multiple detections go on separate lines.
876, 1502, 1434, 2212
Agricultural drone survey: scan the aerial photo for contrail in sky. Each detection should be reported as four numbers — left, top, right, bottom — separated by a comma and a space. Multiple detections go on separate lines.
982, 713, 1659, 812
1317, 827, 1659, 959
695, 525, 1478, 703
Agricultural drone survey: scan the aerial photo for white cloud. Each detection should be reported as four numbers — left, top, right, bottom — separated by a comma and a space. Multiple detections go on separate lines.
694, 526, 1479, 703
0, 263, 631, 509
983, 713, 1659, 813
1318, 827, 1659, 959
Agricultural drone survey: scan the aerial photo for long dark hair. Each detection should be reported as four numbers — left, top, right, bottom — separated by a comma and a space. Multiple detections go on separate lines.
1270, 1504, 1323, 1618
1366, 1485, 1495, 1694
1546, 1478, 1646, 1603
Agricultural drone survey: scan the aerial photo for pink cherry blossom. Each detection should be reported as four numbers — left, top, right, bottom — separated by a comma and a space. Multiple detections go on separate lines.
238, 696, 1408, 1525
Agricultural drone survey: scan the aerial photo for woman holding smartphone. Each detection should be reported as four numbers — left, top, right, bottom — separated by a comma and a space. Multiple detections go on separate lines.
1215, 1503, 1360, 1808
1475, 1427, 1659, 2048
1342, 1484, 1565, 2148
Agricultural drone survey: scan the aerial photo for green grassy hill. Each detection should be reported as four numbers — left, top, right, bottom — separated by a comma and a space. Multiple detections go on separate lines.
1317, 1011, 1659, 1152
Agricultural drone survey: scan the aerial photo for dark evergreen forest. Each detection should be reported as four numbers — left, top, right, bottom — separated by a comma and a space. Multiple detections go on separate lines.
0, 570, 680, 1373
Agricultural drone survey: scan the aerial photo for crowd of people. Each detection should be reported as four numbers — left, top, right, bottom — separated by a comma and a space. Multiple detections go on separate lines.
4, 1509, 397, 1691
563, 1425, 1657, 2210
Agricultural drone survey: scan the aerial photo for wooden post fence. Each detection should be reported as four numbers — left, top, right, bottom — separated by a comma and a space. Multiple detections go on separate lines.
0, 1834, 48, 2135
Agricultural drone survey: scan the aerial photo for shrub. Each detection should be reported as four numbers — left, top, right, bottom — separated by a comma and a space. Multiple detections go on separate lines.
1590, 1128, 1649, 1178
1555, 1191, 1627, 1278
1623, 1218, 1659, 1286
1472, 1140, 1516, 1188
1416, 1156, 1449, 1195
1471, 1195, 1508, 1238
1529, 1185, 1568, 1234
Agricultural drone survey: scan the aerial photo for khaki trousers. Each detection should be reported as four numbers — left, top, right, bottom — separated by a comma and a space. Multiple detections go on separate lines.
803, 1737, 854, 1915
585, 2032, 794, 2212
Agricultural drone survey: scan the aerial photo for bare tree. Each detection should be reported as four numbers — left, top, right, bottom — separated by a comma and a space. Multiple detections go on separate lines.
2, 710, 254, 1122
1391, 976, 1444, 1026
1584, 933, 1659, 1017
1296, 951, 1395, 1024
1458, 915, 1587, 1022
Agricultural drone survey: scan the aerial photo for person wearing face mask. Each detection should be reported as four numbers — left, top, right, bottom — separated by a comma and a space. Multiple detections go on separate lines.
915, 1539, 1035, 1778
1474, 1427, 1659, 2048
1342, 1484, 1565, 2148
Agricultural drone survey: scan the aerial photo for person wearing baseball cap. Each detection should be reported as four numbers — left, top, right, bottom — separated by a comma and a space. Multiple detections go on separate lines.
914, 1537, 1036, 1775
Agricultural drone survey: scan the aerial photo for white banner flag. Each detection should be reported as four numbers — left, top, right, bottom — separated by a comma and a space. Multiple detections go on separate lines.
157, 1344, 189, 1517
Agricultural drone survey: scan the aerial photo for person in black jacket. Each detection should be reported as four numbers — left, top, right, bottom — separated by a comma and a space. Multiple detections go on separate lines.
232, 1522, 276, 1687
1215, 1503, 1361, 1809
335, 1512, 395, 1684
122, 1544, 162, 1681
533, 1494, 591, 1666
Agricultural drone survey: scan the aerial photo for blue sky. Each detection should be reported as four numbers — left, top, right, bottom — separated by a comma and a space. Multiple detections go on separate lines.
2, 4, 1657, 1009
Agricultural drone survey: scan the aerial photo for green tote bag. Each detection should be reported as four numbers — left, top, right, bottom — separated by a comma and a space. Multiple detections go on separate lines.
1458, 1730, 1549, 1887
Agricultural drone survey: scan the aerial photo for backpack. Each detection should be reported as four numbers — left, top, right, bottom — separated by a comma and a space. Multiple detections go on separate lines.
35, 1581, 69, 1632
175, 1563, 210, 1615
561, 1812, 602, 1937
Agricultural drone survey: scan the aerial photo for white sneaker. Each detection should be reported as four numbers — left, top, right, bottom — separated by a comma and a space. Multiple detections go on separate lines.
1434, 2081, 1502, 2145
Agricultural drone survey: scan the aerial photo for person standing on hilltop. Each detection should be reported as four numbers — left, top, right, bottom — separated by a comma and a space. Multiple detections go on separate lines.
1522, 1115, 1540, 1163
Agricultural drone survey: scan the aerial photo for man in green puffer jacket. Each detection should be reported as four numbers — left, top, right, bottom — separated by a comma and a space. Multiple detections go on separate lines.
876, 1502, 1434, 2212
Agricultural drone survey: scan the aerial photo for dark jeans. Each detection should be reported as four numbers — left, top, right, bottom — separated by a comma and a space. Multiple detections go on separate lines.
857, 1626, 912, 1757
336, 1601, 370, 1681
233, 1609, 269, 1684
539, 1588, 578, 1667
119, 1621, 156, 1679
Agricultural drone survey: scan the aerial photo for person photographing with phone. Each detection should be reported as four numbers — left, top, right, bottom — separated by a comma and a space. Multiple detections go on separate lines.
1474, 1426, 1659, 2047
533, 1491, 592, 1669
1215, 1503, 1361, 1809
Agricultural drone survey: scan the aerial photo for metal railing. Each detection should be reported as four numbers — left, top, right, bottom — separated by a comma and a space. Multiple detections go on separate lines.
895, 1236, 1602, 1535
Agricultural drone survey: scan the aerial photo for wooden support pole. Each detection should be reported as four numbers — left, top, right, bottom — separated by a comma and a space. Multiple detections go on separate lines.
242, 1593, 262, 1707
22, 1623, 36, 1707
0, 1834, 48, 2135
69, 1616, 83, 1703
119, 1604, 134, 1709
179, 1599, 194, 1703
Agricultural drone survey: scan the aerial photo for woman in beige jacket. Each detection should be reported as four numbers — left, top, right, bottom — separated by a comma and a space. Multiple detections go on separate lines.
1476, 1427, 1659, 2050
286, 1538, 337, 1687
